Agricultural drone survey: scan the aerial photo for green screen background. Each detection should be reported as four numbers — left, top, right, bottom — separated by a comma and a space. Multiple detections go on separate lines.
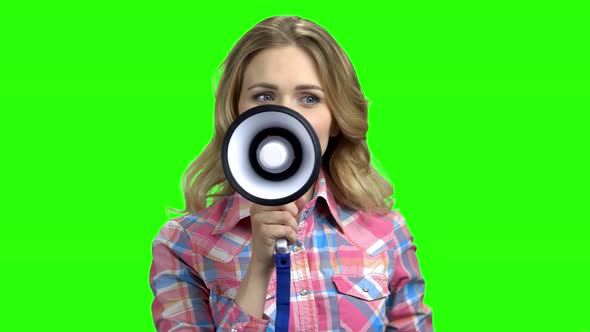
1, 1, 588, 331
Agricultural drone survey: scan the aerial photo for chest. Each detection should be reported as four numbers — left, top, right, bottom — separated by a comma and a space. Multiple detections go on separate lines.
199, 214, 394, 331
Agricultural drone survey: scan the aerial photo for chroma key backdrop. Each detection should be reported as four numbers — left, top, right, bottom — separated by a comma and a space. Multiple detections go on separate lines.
1, 1, 588, 331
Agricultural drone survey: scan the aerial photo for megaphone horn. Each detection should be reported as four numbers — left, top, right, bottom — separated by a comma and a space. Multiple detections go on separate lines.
221, 104, 321, 207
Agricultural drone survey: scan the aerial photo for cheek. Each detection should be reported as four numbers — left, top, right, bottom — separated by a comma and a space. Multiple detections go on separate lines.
237, 90, 256, 114
237, 95, 248, 114
307, 113, 333, 154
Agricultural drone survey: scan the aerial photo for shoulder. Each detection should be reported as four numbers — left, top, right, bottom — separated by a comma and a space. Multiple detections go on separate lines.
177, 197, 231, 236
158, 195, 254, 264
354, 208, 408, 231
153, 196, 234, 254
379, 209, 415, 254
343, 208, 413, 255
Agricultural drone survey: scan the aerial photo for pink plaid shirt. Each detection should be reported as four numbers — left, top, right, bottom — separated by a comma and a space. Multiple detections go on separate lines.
150, 168, 433, 331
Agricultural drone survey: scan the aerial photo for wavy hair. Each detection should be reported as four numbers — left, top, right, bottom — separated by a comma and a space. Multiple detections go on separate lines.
168, 16, 394, 216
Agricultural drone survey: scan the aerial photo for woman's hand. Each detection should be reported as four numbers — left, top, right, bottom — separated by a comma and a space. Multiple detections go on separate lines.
234, 196, 307, 318
248, 197, 306, 270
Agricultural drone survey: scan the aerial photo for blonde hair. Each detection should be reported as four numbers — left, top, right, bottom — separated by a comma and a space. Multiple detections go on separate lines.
168, 16, 394, 217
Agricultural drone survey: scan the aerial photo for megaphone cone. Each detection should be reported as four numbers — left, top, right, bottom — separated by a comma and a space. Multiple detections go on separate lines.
221, 105, 321, 206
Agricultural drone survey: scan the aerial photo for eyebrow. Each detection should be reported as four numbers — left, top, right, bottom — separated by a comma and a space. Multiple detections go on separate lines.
247, 83, 324, 92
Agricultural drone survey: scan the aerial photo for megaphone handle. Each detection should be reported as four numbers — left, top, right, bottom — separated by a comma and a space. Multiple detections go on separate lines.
276, 238, 289, 254
275, 251, 291, 332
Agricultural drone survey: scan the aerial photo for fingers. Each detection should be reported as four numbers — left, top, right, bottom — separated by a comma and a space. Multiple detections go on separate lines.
248, 200, 305, 267
250, 213, 297, 253
252, 209, 299, 232
250, 202, 301, 246
269, 225, 298, 245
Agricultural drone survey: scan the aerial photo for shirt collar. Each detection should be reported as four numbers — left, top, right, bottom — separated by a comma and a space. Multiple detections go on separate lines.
211, 167, 344, 235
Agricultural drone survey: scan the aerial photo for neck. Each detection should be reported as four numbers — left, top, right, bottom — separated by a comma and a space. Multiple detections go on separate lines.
301, 185, 314, 206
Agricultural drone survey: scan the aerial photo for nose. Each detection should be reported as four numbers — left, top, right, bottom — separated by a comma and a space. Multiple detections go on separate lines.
275, 100, 306, 117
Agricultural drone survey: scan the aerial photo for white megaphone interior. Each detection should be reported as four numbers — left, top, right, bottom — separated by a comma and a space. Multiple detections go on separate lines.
227, 111, 315, 200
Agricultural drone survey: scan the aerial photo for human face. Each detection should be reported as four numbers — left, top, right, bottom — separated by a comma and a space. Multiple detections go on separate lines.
237, 46, 338, 156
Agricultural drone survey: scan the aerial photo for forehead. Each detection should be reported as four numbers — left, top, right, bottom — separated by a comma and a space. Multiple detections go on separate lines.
242, 46, 322, 86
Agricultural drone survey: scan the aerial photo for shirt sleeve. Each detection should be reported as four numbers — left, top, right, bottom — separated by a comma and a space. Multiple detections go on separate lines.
386, 218, 434, 332
149, 220, 270, 332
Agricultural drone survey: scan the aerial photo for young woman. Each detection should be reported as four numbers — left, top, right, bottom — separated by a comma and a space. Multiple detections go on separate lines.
150, 16, 433, 332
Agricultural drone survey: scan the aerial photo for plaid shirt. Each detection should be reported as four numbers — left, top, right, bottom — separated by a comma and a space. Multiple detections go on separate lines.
150, 168, 433, 331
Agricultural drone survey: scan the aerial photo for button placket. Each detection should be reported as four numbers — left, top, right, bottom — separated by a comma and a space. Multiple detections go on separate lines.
293, 207, 310, 254
291, 204, 319, 330
298, 207, 312, 226
290, 215, 311, 300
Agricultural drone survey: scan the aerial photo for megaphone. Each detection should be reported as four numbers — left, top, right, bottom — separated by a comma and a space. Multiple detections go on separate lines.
222, 104, 318, 331
221, 104, 322, 208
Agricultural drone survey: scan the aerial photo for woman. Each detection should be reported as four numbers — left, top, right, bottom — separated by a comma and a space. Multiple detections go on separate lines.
150, 16, 433, 332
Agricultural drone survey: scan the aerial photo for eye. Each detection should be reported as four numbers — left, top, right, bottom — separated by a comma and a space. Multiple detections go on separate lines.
254, 94, 274, 103
302, 95, 320, 105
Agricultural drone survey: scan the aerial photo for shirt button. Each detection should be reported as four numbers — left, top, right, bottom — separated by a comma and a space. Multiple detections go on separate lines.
300, 289, 308, 296
292, 246, 300, 253
362, 287, 369, 292
231, 329, 238, 332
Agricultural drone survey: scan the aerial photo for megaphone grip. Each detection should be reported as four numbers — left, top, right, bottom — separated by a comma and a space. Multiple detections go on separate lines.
275, 252, 291, 331
276, 238, 289, 254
